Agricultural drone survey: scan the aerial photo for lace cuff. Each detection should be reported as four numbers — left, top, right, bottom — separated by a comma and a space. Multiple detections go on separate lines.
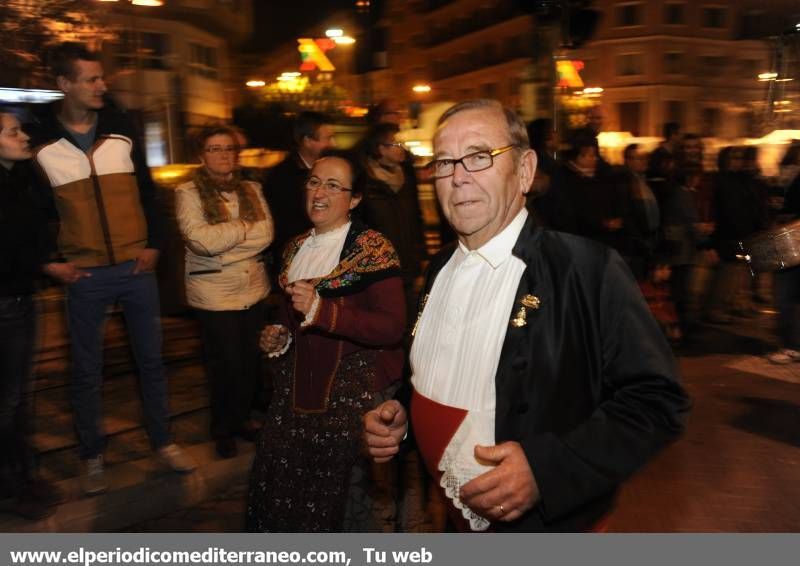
438, 410, 496, 531
300, 292, 322, 328
266, 325, 292, 358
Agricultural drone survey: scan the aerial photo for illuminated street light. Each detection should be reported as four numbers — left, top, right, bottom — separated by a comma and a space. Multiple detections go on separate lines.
246, 80, 266, 88
583, 87, 604, 94
98, 0, 164, 4
758, 72, 779, 81
412, 84, 432, 93
333, 36, 356, 45
281, 72, 301, 78
325, 29, 344, 38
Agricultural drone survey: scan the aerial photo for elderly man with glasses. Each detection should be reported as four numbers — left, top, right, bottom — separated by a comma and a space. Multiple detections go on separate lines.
364, 99, 690, 532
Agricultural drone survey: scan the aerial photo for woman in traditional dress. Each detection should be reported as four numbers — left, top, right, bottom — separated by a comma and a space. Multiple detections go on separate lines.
246, 154, 406, 532
175, 125, 273, 459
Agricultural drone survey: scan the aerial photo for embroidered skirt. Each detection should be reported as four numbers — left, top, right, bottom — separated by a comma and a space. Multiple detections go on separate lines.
246, 348, 376, 532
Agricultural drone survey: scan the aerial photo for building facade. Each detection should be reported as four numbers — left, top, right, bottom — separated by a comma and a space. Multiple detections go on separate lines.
371, 0, 790, 138
101, 0, 253, 164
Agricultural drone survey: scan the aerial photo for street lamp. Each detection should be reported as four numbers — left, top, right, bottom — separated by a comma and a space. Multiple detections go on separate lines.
246, 80, 266, 88
412, 84, 431, 93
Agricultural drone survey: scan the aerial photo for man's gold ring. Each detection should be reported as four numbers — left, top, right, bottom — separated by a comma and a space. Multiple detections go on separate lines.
499, 504, 505, 514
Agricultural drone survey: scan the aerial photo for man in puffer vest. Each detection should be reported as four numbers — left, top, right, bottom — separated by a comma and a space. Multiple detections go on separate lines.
33, 42, 195, 495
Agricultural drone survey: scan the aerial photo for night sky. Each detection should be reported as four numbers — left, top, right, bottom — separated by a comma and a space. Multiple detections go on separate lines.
250, 0, 360, 52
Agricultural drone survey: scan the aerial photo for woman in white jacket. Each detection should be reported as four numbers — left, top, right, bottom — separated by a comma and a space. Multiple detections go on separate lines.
176, 126, 273, 458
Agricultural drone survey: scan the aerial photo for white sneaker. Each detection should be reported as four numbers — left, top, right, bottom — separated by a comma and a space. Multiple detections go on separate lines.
156, 444, 196, 473
766, 349, 800, 365
82, 455, 108, 495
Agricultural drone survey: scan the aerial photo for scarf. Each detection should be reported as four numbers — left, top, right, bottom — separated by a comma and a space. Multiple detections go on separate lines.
278, 221, 402, 412
193, 167, 265, 225
366, 157, 405, 193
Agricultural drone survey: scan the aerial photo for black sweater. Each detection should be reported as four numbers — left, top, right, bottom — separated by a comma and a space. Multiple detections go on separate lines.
0, 162, 53, 296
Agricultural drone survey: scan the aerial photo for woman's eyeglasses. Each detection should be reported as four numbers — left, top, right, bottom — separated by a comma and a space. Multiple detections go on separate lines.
305, 176, 352, 194
204, 145, 238, 154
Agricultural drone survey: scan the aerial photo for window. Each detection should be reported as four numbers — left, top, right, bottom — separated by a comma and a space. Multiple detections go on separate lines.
618, 102, 643, 136
700, 55, 726, 77
701, 107, 721, 136
739, 59, 759, 77
740, 111, 757, 138
615, 3, 643, 27
114, 31, 170, 70
702, 7, 726, 28
665, 101, 686, 125
617, 53, 644, 76
189, 43, 219, 80
664, 3, 685, 25
663, 52, 684, 74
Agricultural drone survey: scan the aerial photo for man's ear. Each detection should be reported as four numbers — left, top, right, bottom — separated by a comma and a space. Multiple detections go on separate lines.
56, 75, 70, 94
519, 149, 537, 195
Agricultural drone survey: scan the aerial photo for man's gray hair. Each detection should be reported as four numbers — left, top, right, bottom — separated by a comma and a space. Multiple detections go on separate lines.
437, 99, 530, 150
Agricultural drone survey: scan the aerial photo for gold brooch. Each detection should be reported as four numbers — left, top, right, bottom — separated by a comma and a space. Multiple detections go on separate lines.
520, 295, 541, 309
509, 295, 541, 328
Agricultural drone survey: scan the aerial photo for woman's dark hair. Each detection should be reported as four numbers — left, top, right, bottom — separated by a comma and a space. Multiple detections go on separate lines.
564, 129, 598, 162
0, 104, 19, 133
192, 125, 239, 158
360, 122, 400, 161
317, 149, 365, 198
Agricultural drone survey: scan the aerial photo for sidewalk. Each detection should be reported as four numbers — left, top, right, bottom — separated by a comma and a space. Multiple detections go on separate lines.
0, 296, 255, 532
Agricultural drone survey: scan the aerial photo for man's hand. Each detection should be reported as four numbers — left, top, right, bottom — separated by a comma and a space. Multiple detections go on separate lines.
133, 248, 160, 274
459, 441, 540, 523
43, 262, 91, 285
364, 400, 408, 463
287, 280, 317, 316
259, 324, 289, 354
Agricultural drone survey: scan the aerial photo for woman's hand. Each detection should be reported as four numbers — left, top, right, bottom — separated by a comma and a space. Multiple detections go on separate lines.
260, 324, 289, 353
287, 280, 317, 316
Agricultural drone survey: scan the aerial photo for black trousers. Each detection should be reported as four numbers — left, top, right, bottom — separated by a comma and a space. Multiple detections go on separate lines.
195, 300, 266, 439
0, 294, 36, 495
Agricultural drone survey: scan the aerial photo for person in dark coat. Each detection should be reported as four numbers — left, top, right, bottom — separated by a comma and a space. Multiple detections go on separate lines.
355, 123, 425, 323
262, 111, 336, 261
364, 99, 689, 533
765, 145, 800, 365
705, 147, 767, 322
0, 108, 62, 519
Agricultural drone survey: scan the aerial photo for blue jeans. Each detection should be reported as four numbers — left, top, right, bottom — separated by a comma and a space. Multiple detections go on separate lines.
0, 294, 36, 493
66, 261, 170, 459
775, 266, 800, 350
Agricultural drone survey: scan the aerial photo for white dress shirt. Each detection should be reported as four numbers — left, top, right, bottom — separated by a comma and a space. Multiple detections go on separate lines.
410, 207, 528, 531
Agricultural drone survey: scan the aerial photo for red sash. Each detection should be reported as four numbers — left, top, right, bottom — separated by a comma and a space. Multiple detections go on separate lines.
410, 388, 610, 533
410, 388, 492, 532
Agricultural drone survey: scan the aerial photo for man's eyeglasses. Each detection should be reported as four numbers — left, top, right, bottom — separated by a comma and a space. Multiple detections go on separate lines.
305, 176, 352, 194
380, 142, 405, 149
204, 145, 238, 154
426, 145, 517, 179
